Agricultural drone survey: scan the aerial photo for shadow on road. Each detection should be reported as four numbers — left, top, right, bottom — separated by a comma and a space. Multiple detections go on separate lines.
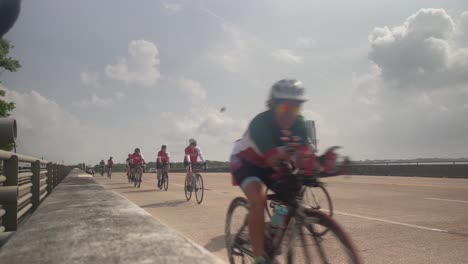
204, 234, 225, 253
102, 182, 129, 185
122, 189, 163, 194
141, 199, 189, 208
106, 186, 134, 190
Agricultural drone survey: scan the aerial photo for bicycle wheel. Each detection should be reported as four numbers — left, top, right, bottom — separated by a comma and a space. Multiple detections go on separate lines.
163, 171, 168, 191
286, 209, 361, 264
195, 173, 204, 204
184, 176, 192, 201
225, 197, 254, 264
301, 184, 333, 236
137, 171, 142, 188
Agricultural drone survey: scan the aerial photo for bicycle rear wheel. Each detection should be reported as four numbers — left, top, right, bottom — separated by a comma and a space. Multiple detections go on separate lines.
195, 173, 204, 204
163, 171, 169, 191
225, 197, 254, 264
301, 184, 333, 236
286, 209, 361, 264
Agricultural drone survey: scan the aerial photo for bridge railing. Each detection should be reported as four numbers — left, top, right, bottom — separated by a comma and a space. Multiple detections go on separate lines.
0, 150, 71, 234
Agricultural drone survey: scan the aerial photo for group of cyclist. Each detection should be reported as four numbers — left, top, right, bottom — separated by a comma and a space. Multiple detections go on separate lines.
95, 79, 344, 264
104, 138, 206, 188
98, 157, 114, 177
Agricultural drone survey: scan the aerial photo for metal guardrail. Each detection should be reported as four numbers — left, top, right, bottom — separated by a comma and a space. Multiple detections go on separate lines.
0, 150, 71, 234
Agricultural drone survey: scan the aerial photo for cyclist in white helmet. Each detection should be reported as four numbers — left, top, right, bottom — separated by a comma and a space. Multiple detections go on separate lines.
184, 138, 205, 190
229, 79, 320, 264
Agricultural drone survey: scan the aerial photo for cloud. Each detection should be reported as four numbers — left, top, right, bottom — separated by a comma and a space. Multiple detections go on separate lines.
162, 1, 183, 15
161, 106, 246, 144
76, 92, 125, 108
80, 70, 100, 88
296, 37, 315, 48
105, 40, 161, 87
3, 86, 96, 164
211, 23, 250, 73
178, 78, 207, 101
346, 8, 468, 159
368, 8, 468, 91
271, 49, 303, 64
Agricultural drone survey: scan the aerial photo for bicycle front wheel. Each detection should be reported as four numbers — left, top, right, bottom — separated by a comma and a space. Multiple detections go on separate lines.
195, 173, 204, 204
225, 197, 253, 264
163, 171, 169, 191
286, 209, 361, 264
301, 184, 333, 236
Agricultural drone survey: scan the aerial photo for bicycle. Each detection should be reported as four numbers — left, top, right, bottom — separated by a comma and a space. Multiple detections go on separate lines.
158, 162, 169, 191
225, 170, 361, 264
184, 162, 206, 204
107, 166, 112, 179
133, 165, 143, 188
100, 166, 105, 176
266, 176, 333, 236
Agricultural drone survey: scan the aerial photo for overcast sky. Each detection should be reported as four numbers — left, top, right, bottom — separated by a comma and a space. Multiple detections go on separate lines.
2, 0, 468, 164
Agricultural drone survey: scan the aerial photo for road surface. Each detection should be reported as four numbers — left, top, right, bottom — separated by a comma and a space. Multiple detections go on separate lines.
94, 172, 468, 263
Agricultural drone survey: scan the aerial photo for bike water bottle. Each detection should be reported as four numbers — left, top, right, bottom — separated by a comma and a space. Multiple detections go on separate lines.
269, 205, 289, 244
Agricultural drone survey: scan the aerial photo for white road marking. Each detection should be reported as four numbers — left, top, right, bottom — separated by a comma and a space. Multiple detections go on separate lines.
425, 197, 468, 204
333, 210, 450, 233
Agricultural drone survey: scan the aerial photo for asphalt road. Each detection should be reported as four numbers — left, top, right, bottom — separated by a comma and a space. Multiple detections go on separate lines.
94, 172, 468, 264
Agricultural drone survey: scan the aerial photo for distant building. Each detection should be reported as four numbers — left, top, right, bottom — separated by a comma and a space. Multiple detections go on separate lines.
305, 120, 317, 150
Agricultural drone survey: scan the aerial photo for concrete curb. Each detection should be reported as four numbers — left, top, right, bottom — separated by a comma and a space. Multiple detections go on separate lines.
0, 169, 226, 264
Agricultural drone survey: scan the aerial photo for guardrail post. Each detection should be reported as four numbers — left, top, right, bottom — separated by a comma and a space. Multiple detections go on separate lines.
32, 160, 40, 210
3, 155, 18, 231
53, 164, 58, 188
46, 162, 53, 194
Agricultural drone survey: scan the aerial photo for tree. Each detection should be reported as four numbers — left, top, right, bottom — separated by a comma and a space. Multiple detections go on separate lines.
0, 38, 21, 151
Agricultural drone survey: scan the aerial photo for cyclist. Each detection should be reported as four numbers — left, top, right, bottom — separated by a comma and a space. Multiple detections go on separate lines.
184, 138, 205, 190
125, 154, 132, 177
157, 145, 171, 188
99, 160, 105, 175
130, 148, 146, 182
229, 79, 321, 264
107, 157, 114, 176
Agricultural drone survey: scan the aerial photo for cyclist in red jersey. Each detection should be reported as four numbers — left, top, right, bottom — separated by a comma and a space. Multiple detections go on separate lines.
130, 148, 146, 179
156, 145, 170, 188
184, 138, 205, 188
107, 157, 114, 168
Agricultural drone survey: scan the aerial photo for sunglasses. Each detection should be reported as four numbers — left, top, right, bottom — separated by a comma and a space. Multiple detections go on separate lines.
275, 103, 300, 115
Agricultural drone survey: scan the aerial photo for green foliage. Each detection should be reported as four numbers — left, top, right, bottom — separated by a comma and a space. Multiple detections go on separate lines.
0, 38, 20, 151
0, 38, 21, 73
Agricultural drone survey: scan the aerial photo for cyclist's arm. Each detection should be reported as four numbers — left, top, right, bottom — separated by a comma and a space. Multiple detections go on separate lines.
197, 147, 206, 163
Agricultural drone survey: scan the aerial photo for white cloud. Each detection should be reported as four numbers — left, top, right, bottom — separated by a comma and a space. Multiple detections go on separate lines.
3, 86, 95, 164
345, 8, 468, 159
212, 23, 250, 73
271, 49, 303, 64
296, 37, 315, 48
105, 40, 161, 87
178, 78, 207, 101
76, 92, 125, 108
80, 70, 100, 88
368, 8, 468, 90
162, 1, 183, 15
302, 110, 339, 138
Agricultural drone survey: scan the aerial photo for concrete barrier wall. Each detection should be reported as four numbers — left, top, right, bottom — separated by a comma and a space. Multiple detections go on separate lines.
347, 164, 468, 178
0, 169, 225, 264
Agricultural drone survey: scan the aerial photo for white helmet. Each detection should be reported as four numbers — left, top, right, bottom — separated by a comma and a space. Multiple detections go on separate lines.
269, 79, 307, 102
189, 138, 197, 145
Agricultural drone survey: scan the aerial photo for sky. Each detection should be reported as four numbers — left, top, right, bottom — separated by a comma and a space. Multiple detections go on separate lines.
1, 0, 468, 164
